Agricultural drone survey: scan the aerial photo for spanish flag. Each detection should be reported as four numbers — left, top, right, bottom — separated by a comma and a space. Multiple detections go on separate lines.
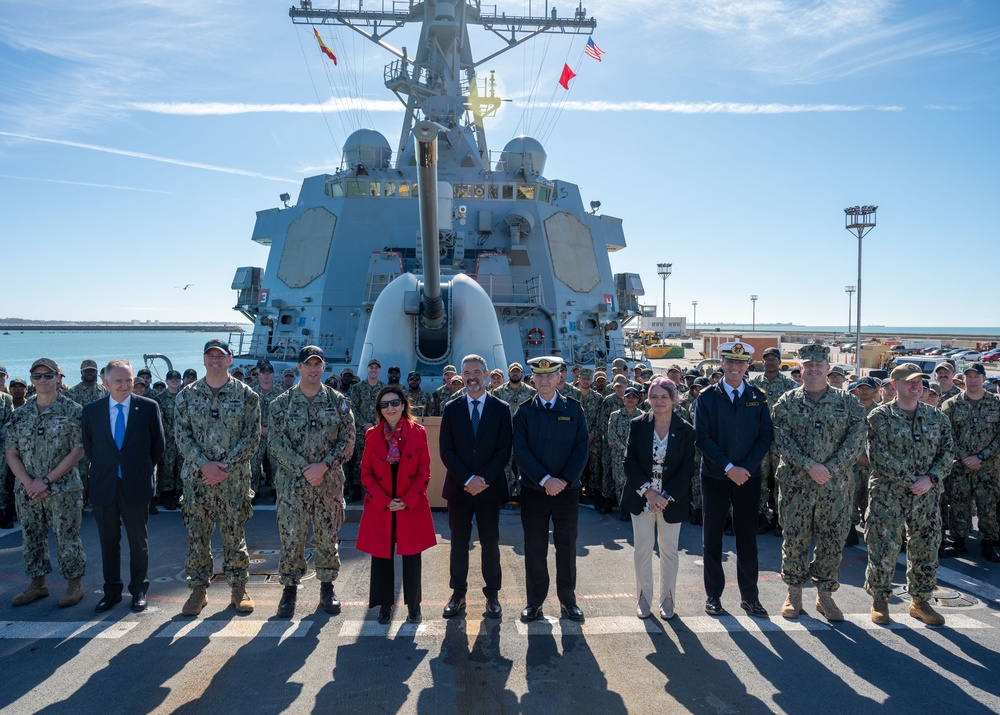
314, 28, 337, 65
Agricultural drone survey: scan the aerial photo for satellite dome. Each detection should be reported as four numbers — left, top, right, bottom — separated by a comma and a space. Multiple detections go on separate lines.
499, 136, 546, 176
343, 129, 391, 170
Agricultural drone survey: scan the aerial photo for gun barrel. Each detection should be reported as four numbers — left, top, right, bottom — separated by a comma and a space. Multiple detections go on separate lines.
414, 121, 445, 330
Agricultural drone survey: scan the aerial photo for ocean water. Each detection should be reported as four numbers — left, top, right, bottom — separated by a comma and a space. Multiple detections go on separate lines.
0, 330, 224, 382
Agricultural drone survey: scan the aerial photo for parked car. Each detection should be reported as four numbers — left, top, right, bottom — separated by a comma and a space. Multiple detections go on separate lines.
961, 352, 984, 361
982, 353, 1000, 363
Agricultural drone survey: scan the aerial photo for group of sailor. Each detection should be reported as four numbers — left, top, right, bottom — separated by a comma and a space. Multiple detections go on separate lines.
1, 337, 998, 625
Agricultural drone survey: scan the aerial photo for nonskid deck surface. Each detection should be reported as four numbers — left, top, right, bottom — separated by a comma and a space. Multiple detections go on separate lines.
2, 506, 999, 714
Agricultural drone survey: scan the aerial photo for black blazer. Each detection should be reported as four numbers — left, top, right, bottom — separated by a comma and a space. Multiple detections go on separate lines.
694, 380, 773, 482
622, 412, 696, 523
82, 395, 165, 506
439, 392, 513, 503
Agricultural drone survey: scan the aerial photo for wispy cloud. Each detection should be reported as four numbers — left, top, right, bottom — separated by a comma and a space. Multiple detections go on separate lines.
0, 173, 175, 194
0, 131, 299, 184
128, 98, 401, 115
559, 101, 902, 114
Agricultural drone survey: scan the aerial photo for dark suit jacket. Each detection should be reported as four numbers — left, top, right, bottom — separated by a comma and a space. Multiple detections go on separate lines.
512, 392, 589, 492
439, 392, 513, 503
82, 395, 165, 506
622, 412, 696, 523
694, 380, 773, 482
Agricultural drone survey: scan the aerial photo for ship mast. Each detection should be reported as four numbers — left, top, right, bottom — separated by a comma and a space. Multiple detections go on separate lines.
289, 1, 596, 166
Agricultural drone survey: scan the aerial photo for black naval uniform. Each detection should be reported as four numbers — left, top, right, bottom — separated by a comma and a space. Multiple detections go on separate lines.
513, 392, 589, 609
694, 380, 773, 602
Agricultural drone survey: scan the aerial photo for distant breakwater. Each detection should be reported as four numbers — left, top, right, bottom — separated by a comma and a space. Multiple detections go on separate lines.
0, 323, 247, 333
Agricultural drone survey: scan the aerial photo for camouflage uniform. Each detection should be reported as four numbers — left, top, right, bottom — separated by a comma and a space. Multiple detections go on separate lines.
152, 389, 182, 495
579, 389, 606, 498
7, 395, 86, 579
685, 392, 704, 510
865, 402, 953, 601
174, 378, 260, 590
771, 387, 867, 591
750, 372, 799, 519
251, 383, 285, 493
347, 380, 384, 496
63, 381, 108, 501
0, 391, 14, 513
268, 385, 355, 586
405, 388, 433, 418
559, 382, 583, 403
605, 407, 645, 501
941, 391, 1000, 540
430, 384, 453, 417
491, 381, 536, 498
848, 401, 879, 526
600, 392, 625, 499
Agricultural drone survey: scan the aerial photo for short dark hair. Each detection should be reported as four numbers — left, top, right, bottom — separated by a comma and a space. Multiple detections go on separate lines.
374, 384, 414, 425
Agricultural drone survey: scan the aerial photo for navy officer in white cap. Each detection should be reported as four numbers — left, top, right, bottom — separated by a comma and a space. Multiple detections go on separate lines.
513, 356, 590, 622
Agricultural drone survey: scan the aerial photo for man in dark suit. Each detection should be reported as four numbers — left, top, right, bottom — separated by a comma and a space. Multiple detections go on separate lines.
82, 359, 165, 612
694, 341, 773, 619
513, 356, 590, 622
439, 354, 513, 619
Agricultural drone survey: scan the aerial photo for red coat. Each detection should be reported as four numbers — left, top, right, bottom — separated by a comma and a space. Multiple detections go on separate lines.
356, 419, 437, 558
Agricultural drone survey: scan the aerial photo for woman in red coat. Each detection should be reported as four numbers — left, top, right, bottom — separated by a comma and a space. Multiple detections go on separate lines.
357, 384, 437, 623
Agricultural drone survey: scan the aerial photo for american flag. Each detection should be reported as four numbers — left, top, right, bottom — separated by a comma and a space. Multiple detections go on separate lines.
584, 37, 605, 61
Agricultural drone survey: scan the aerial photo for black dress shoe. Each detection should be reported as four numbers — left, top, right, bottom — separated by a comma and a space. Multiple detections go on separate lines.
705, 597, 724, 616
277, 585, 297, 618
442, 595, 466, 619
619, 509, 631, 522
485, 597, 502, 619
407, 608, 422, 624
319, 582, 341, 614
377, 606, 392, 624
95, 593, 122, 613
740, 599, 768, 618
131, 592, 147, 612
560, 603, 585, 622
520, 605, 543, 622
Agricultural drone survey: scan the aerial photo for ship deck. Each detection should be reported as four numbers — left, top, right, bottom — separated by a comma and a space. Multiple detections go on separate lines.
2, 498, 1000, 714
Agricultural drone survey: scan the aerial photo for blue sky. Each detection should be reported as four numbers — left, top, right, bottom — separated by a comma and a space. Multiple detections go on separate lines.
1, 0, 998, 328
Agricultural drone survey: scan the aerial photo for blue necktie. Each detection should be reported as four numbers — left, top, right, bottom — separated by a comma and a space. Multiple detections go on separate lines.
114, 403, 125, 478
471, 400, 481, 437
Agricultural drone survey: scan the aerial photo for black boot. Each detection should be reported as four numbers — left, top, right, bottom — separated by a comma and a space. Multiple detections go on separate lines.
277, 585, 297, 618
0, 507, 13, 530
844, 526, 859, 547
690, 508, 702, 526
319, 582, 341, 614
951, 535, 968, 555
981, 540, 1000, 563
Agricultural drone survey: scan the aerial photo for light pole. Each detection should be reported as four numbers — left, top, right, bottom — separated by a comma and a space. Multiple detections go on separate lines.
845, 286, 856, 335
667, 302, 671, 317
657, 263, 672, 337
750, 295, 758, 331
691, 300, 698, 333
844, 206, 877, 369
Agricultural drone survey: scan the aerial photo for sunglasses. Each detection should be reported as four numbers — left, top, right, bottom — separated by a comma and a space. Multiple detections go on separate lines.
30, 372, 57, 381
378, 398, 403, 408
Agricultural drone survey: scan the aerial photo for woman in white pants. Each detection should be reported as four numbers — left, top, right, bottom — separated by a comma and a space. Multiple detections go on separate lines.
621, 377, 695, 619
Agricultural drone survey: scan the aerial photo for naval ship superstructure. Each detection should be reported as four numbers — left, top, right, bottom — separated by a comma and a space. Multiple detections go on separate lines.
230, 0, 644, 385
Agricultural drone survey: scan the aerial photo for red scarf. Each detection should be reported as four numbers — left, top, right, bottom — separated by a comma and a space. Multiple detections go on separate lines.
382, 419, 404, 464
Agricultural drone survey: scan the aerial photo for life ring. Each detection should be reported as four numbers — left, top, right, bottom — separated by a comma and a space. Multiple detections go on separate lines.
527, 327, 545, 346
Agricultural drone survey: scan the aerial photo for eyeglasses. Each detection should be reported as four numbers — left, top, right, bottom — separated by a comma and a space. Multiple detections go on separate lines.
379, 398, 403, 408
30, 372, 56, 381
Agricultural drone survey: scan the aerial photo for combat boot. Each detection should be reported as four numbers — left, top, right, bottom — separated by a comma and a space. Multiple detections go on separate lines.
58, 578, 84, 607
951, 535, 968, 555
12, 577, 48, 606
231, 584, 255, 613
277, 585, 297, 618
319, 582, 342, 614
815, 591, 844, 622
781, 585, 802, 619
182, 588, 208, 616
871, 597, 891, 625
909, 599, 945, 626
981, 540, 1000, 563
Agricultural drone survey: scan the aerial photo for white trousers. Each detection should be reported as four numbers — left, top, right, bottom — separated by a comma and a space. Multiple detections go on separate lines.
631, 510, 681, 614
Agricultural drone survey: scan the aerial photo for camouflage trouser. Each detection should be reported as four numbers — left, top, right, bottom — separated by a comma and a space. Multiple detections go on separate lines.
345, 432, 365, 495
276, 472, 345, 586
777, 477, 850, 592
505, 457, 521, 500
15, 487, 85, 580
864, 480, 943, 602
157, 442, 182, 494
603, 447, 626, 503
947, 465, 999, 540
848, 462, 870, 526
583, 442, 603, 496
181, 471, 252, 590
690, 448, 703, 511
758, 447, 779, 518
78, 457, 91, 505
0, 467, 14, 512
250, 441, 269, 493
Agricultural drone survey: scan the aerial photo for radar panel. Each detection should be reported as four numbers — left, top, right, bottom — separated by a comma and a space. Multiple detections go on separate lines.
278, 207, 336, 289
